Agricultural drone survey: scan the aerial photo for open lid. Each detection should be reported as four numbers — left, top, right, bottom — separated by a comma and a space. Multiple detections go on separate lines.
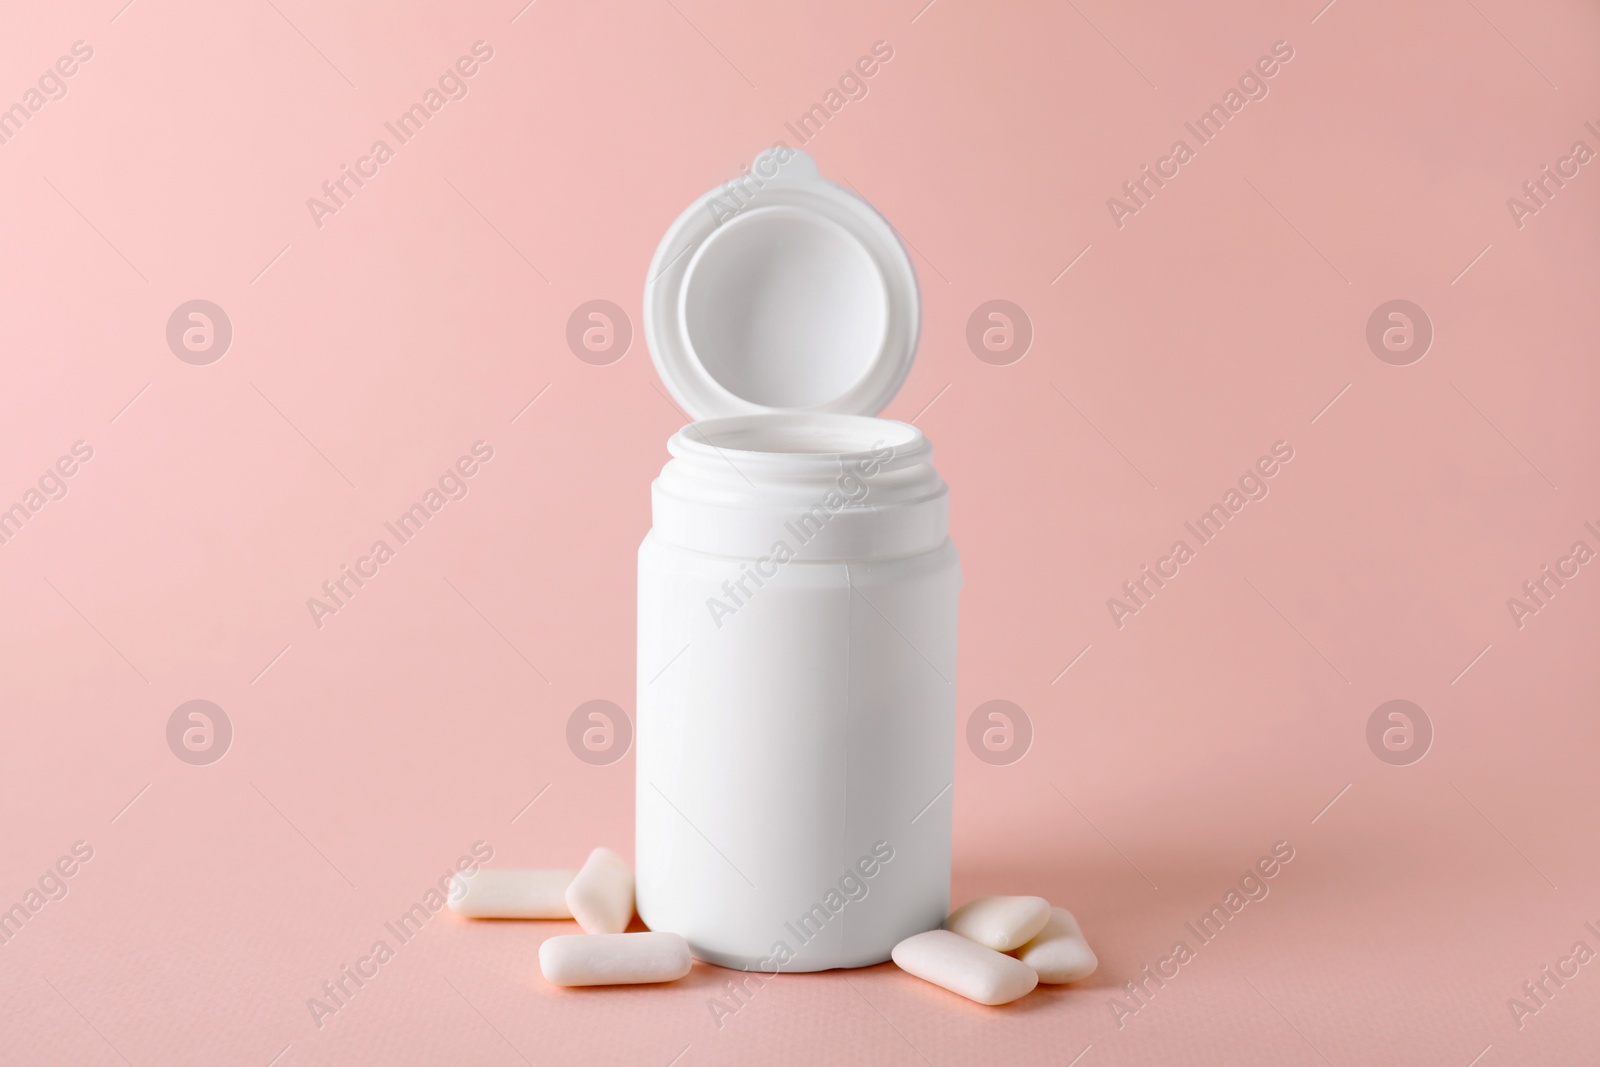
643, 149, 920, 421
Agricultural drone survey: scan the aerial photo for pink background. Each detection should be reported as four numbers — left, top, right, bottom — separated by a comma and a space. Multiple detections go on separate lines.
3, 0, 1598, 1063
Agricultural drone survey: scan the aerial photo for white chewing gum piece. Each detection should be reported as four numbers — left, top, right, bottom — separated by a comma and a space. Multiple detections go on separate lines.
1015, 907, 1098, 984
565, 847, 635, 934
539, 932, 693, 987
448, 869, 575, 919
945, 895, 1051, 952
892, 930, 1038, 1006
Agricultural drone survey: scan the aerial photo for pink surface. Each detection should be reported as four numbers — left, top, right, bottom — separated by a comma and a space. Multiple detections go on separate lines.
2, 0, 1597, 1064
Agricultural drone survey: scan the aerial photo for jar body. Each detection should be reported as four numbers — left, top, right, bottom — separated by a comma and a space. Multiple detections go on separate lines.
635, 415, 959, 971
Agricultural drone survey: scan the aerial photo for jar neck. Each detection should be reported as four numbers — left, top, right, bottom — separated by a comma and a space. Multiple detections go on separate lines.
652, 414, 948, 560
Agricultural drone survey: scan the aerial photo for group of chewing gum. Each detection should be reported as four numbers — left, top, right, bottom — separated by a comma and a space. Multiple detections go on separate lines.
453, 854, 1097, 1005
451, 848, 692, 987
897, 895, 1098, 1005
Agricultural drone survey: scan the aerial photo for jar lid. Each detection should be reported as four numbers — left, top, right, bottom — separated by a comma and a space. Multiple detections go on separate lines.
643, 148, 920, 421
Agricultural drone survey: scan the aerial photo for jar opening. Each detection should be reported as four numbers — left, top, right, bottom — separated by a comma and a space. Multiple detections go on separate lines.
677, 413, 921, 460
655, 412, 947, 559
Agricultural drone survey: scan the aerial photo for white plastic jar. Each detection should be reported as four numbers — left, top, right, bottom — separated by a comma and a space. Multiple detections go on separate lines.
634, 150, 959, 971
